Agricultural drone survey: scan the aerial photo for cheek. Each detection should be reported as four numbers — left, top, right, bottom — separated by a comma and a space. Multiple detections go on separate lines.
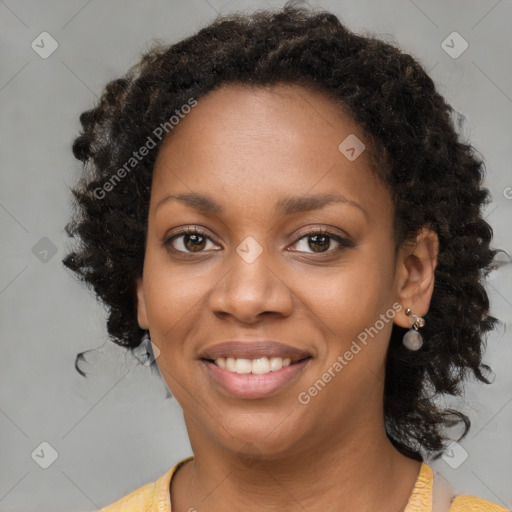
142, 260, 208, 400
145, 276, 195, 328
303, 250, 394, 328
141, 250, 212, 353
298, 244, 396, 378
297, 257, 396, 422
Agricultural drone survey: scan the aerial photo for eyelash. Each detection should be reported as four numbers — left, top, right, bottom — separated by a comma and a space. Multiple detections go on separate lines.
163, 226, 353, 256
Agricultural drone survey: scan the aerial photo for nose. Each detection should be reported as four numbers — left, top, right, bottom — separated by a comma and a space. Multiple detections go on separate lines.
208, 242, 294, 324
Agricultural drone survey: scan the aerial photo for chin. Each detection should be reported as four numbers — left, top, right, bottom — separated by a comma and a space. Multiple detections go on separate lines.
212, 412, 310, 460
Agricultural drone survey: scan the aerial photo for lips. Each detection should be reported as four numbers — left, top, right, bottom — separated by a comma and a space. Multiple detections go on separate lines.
198, 340, 312, 363
198, 340, 313, 399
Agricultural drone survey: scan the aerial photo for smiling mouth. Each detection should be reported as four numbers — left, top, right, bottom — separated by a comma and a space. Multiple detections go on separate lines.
201, 355, 312, 375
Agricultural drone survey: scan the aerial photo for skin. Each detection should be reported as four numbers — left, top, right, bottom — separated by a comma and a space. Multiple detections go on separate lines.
136, 83, 439, 512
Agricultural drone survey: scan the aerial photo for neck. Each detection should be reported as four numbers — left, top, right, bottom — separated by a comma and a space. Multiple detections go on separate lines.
171, 417, 422, 512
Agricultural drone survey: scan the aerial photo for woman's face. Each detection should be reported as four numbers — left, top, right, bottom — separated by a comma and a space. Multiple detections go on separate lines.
137, 83, 410, 458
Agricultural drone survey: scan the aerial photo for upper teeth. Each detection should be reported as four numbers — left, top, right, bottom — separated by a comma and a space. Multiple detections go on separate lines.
215, 356, 292, 374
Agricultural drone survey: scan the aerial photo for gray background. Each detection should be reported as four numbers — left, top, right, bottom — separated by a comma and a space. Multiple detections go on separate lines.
1, 0, 511, 510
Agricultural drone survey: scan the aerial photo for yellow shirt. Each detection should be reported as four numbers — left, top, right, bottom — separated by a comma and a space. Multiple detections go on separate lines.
98, 456, 509, 512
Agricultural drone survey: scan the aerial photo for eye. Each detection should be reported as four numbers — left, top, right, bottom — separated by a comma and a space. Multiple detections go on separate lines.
163, 227, 220, 254
163, 226, 353, 256
289, 228, 352, 254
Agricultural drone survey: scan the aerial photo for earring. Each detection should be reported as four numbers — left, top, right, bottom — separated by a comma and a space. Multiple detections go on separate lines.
402, 308, 425, 351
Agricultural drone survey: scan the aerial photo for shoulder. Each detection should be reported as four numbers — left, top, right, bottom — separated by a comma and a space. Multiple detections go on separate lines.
421, 462, 509, 512
97, 466, 175, 512
450, 494, 510, 512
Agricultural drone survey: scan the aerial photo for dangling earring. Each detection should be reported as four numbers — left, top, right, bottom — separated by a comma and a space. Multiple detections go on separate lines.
402, 308, 425, 351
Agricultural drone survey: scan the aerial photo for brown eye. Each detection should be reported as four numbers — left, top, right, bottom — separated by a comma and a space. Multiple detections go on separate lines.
164, 227, 220, 254
308, 234, 330, 253
183, 233, 206, 252
290, 229, 353, 254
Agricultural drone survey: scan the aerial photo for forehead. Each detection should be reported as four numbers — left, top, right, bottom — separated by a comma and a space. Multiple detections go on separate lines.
150, 83, 392, 224
159, 82, 363, 152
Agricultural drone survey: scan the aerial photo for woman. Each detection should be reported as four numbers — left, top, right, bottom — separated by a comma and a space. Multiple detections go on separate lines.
62, 4, 508, 511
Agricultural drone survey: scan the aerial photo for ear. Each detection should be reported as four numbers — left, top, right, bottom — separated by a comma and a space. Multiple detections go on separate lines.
135, 276, 149, 330
393, 227, 439, 329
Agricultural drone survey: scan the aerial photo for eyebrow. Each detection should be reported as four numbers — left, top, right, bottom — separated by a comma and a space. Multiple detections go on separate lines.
155, 192, 368, 220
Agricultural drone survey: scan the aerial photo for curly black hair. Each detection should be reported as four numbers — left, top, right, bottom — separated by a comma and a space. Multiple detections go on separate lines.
62, 3, 500, 461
